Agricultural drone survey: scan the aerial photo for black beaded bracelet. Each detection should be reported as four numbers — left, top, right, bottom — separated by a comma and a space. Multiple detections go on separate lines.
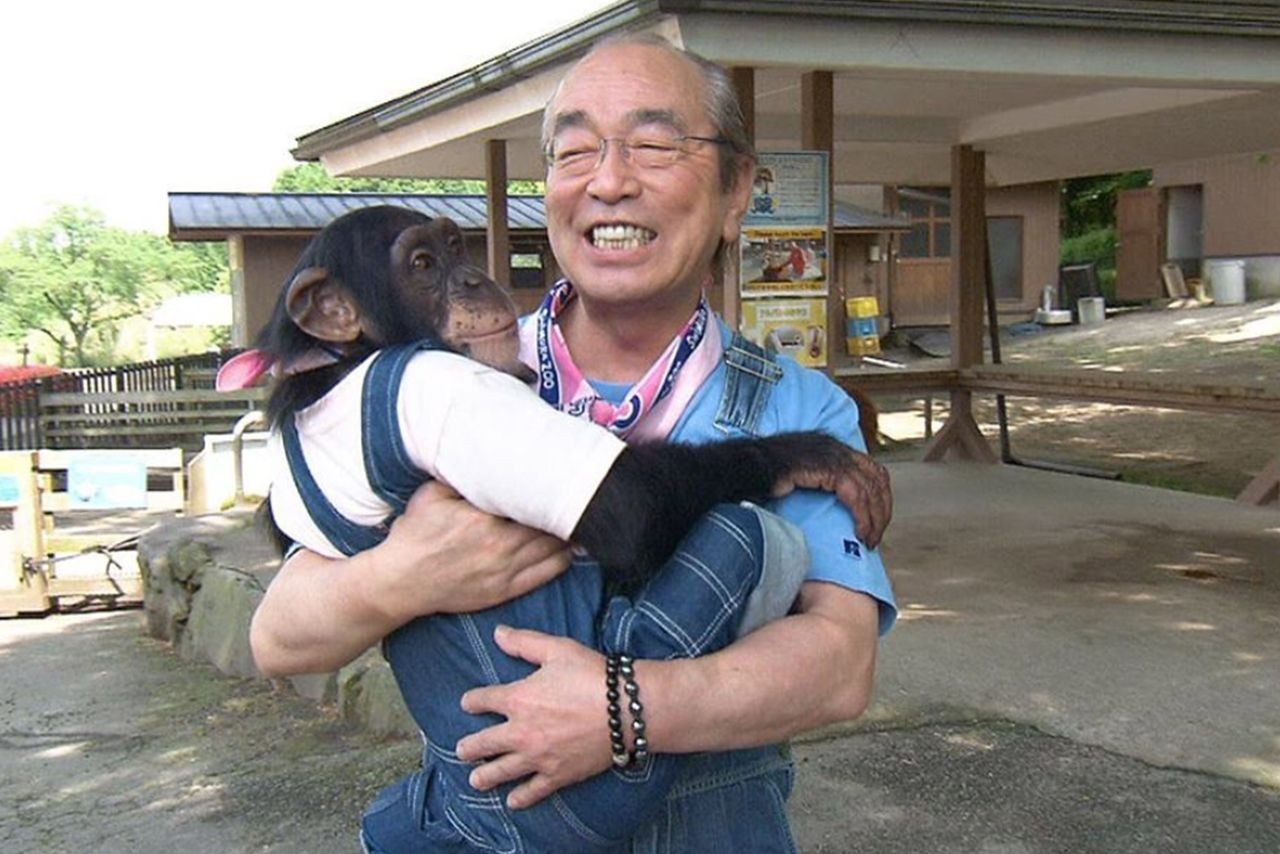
605, 653, 649, 768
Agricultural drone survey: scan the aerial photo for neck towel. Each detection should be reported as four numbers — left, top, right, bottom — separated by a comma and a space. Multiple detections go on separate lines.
519, 280, 721, 442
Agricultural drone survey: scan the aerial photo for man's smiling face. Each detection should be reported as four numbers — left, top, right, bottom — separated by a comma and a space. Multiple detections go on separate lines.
543, 42, 750, 318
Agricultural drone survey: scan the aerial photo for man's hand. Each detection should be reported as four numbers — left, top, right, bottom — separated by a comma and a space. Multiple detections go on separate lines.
772, 451, 892, 548
249, 482, 571, 677
376, 482, 573, 620
456, 626, 611, 809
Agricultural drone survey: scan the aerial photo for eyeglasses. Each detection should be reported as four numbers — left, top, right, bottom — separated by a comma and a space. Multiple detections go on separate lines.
545, 131, 730, 177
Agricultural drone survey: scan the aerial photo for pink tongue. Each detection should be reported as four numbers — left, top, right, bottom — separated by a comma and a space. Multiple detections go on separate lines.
215, 349, 274, 391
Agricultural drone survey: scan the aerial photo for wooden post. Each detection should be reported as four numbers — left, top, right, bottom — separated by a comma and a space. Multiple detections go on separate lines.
722, 66, 757, 330
485, 139, 511, 286
1237, 453, 1280, 505
923, 144, 997, 463
801, 71, 834, 151
0, 451, 49, 616
801, 71, 836, 374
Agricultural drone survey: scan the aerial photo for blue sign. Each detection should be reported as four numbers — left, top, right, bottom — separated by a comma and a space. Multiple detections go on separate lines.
67, 456, 148, 509
0, 474, 19, 507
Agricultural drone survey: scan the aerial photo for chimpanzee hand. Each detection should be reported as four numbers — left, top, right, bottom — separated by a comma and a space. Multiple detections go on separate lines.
456, 626, 611, 809
771, 450, 892, 548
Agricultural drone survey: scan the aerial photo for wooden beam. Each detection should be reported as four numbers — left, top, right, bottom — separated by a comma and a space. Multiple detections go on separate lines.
724, 66, 756, 330
921, 391, 998, 463
731, 66, 755, 140
485, 139, 510, 286
801, 71, 834, 151
1237, 455, 1280, 506
950, 145, 986, 370
923, 145, 993, 463
962, 365, 1280, 415
801, 70, 836, 373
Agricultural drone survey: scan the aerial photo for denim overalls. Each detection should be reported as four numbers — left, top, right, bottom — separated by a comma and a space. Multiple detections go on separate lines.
282, 338, 801, 853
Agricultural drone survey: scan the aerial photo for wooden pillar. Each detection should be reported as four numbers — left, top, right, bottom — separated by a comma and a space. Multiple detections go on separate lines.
801, 71, 834, 151
485, 139, 510, 286
1237, 453, 1280, 505
801, 71, 836, 373
723, 66, 756, 329
923, 144, 997, 463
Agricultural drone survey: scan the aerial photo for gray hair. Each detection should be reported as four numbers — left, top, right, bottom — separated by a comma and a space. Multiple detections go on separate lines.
541, 33, 756, 192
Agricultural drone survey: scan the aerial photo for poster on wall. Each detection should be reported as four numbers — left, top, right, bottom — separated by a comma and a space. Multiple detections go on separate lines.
739, 150, 831, 308
744, 152, 830, 227
739, 298, 829, 368
740, 227, 828, 297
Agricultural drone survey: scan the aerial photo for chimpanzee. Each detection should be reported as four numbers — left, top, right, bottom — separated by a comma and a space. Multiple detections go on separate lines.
225, 205, 872, 851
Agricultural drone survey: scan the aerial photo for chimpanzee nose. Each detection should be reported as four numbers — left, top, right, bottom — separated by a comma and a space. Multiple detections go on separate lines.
460, 268, 485, 288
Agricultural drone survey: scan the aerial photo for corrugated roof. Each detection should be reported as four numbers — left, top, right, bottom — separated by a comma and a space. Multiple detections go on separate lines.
168, 193, 548, 239
169, 192, 907, 238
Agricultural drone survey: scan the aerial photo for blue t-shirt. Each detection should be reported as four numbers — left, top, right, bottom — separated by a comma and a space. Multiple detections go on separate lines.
589, 322, 897, 636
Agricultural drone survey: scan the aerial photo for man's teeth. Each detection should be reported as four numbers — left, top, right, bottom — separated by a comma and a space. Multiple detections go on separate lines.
591, 224, 656, 249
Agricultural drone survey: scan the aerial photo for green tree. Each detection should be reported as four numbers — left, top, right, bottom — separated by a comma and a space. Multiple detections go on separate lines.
1060, 171, 1151, 238
273, 162, 543, 196
0, 206, 175, 366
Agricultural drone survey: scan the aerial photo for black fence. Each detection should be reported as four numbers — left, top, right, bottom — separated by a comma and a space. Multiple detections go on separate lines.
0, 352, 244, 451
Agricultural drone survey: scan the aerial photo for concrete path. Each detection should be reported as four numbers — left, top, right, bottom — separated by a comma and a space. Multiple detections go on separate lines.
0, 610, 414, 853
3, 462, 1279, 852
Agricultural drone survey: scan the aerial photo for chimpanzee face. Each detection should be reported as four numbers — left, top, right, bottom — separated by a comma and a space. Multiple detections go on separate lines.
386, 217, 527, 377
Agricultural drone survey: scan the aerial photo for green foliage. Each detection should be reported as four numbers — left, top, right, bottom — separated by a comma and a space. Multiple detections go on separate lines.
273, 163, 543, 196
1060, 171, 1151, 237
0, 205, 230, 367
1060, 227, 1116, 266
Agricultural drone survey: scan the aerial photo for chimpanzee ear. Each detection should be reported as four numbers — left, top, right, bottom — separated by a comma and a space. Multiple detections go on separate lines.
285, 266, 363, 343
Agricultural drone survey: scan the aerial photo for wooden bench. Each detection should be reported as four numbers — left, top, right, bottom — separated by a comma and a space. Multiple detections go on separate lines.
835, 365, 1280, 505
40, 388, 265, 451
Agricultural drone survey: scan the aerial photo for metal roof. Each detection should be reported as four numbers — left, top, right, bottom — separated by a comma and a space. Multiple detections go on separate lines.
168, 192, 906, 239
293, 0, 1280, 162
167, 192, 548, 240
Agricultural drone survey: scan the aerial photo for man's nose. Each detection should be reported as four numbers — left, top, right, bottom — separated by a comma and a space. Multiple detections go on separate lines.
586, 140, 641, 201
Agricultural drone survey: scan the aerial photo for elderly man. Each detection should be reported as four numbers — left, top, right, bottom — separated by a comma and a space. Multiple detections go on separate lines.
251, 34, 895, 851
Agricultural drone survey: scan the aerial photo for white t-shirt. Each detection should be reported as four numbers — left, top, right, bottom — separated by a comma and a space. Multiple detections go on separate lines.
267, 349, 626, 558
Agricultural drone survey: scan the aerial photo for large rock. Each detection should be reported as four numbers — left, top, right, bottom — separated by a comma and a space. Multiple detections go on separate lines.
338, 651, 418, 739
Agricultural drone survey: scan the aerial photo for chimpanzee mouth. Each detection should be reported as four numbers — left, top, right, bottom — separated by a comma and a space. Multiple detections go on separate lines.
454, 320, 517, 345
590, 224, 656, 250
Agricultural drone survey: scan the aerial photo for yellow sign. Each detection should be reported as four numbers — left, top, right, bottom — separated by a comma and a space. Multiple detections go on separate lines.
740, 299, 828, 368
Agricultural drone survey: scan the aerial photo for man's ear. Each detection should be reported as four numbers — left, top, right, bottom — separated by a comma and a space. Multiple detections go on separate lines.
721, 156, 757, 245
285, 267, 362, 343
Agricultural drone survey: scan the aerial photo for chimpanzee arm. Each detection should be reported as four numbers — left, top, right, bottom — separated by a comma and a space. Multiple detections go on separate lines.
571, 431, 854, 583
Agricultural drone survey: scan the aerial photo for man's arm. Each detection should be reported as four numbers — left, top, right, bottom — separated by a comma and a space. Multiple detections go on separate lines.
250, 481, 571, 676
457, 581, 879, 808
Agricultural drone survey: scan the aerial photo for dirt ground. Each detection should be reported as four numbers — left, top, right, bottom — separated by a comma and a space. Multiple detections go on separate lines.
870, 298, 1280, 498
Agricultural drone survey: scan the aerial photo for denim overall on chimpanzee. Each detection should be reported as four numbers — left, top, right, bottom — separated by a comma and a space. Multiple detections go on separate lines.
282, 337, 802, 853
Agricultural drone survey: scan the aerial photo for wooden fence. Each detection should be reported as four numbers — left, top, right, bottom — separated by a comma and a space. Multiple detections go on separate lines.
0, 353, 265, 452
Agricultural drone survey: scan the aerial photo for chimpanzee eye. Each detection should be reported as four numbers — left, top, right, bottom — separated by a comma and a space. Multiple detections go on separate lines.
410, 250, 433, 271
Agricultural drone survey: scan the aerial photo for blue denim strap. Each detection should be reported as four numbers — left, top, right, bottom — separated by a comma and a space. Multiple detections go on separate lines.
361, 340, 443, 515
714, 333, 782, 436
280, 415, 387, 555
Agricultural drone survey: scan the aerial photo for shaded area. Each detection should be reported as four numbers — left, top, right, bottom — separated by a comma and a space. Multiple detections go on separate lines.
792, 721, 1280, 854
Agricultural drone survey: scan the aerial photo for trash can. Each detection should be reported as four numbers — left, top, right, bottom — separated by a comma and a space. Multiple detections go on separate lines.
1208, 259, 1247, 305
1077, 296, 1105, 326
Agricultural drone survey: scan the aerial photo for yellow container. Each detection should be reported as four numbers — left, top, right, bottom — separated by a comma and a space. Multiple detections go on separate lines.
845, 335, 881, 356
844, 296, 880, 319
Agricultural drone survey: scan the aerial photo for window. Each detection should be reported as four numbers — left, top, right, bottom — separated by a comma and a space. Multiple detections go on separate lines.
986, 217, 1023, 300
895, 187, 951, 259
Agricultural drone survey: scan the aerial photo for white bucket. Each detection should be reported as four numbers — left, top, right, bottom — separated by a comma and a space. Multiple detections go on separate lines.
1077, 296, 1106, 326
1208, 259, 1247, 305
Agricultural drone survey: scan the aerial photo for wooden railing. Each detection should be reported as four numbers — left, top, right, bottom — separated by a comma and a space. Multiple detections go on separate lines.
0, 353, 263, 452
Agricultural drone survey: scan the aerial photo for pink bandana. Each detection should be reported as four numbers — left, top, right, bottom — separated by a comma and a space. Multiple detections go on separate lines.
520, 280, 722, 442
